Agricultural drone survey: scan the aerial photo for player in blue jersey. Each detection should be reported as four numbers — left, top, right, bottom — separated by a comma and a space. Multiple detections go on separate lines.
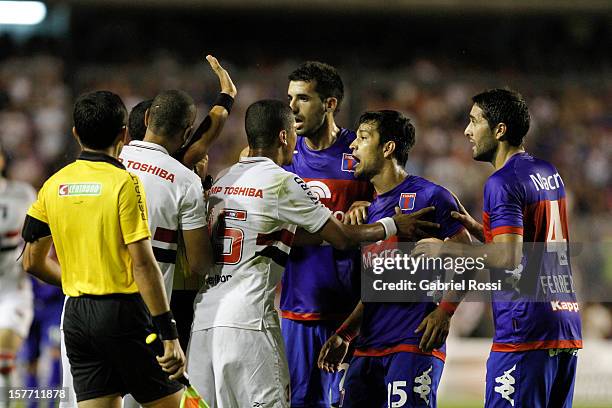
413, 89, 582, 407
22, 277, 63, 408
281, 61, 373, 407
318, 110, 471, 407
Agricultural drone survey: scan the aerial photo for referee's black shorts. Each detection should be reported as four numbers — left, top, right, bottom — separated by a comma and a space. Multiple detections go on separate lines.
63, 294, 183, 403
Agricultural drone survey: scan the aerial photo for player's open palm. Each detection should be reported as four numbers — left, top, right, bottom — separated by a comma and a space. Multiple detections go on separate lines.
206, 55, 237, 97
317, 334, 349, 373
392, 206, 439, 241
415, 307, 451, 353
157, 339, 187, 380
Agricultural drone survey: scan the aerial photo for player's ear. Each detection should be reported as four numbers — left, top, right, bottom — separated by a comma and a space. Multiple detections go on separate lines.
494, 122, 507, 141
182, 125, 193, 143
71, 126, 83, 148
144, 108, 150, 127
113, 126, 128, 155
279, 129, 288, 146
120, 125, 129, 144
383, 140, 396, 159
325, 97, 338, 114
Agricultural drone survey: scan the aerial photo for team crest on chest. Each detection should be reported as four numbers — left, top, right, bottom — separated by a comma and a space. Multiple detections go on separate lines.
399, 193, 416, 210
341, 153, 357, 172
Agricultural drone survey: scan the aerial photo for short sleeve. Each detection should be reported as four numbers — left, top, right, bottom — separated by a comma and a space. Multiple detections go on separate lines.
431, 186, 465, 239
484, 176, 524, 238
179, 181, 207, 230
27, 183, 49, 224
277, 174, 332, 233
119, 173, 151, 244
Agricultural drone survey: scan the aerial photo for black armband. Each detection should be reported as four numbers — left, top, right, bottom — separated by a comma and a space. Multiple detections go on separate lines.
152, 311, 179, 341
22, 215, 51, 243
213, 92, 234, 114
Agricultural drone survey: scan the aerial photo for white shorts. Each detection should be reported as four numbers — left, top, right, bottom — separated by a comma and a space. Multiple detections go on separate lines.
188, 326, 290, 408
0, 279, 33, 338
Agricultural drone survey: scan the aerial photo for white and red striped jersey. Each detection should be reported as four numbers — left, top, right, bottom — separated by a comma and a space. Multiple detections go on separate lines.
119, 141, 207, 297
0, 179, 36, 292
192, 157, 332, 331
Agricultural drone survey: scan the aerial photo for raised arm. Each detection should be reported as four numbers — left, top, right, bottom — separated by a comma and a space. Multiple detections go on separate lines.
176, 55, 238, 168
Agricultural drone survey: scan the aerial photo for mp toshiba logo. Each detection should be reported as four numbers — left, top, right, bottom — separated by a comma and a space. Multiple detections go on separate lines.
58, 183, 102, 196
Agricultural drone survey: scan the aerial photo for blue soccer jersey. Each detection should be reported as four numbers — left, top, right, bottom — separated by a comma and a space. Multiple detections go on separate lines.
281, 129, 373, 321
355, 175, 464, 361
483, 152, 582, 352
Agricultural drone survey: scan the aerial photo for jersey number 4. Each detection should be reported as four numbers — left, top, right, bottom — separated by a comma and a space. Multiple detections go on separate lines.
546, 200, 568, 266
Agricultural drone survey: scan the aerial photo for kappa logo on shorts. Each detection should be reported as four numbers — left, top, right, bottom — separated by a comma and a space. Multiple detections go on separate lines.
413, 365, 433, 404
504, 263, 523, 291
58, 183, 102, 197
494, 364, 517, 406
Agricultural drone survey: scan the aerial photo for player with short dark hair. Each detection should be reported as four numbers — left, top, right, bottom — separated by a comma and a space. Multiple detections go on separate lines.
353, 110, 415, 169
413, 88, 582, 407
72, 91, 128, 149
188, 99, 436, 408
318, 110, 471, 407
128, 99, 153, 142
281, 61, 373, 408
22, 90, 186, 408
147, 91, 196, 139
245, 99, 295, 148
288, 61, 344, 112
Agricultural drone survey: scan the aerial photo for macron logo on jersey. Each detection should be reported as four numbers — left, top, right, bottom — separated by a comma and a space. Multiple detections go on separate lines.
530, 172, 564, 191
399, 193, 416, 210
341, 153, 357, 172
58, 183, 101, 197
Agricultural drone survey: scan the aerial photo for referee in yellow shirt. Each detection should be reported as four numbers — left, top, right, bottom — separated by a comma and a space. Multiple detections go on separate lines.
21, 91, 185, 408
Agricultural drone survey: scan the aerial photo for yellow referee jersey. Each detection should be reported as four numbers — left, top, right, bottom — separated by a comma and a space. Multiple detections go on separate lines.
27, 151, 151, 296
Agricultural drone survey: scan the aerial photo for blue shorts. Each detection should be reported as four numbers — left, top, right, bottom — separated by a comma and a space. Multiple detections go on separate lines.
485, 349, 578, 408
281, 318, 346, 407
22, 300, 63, 361
341, 352, 444, 408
